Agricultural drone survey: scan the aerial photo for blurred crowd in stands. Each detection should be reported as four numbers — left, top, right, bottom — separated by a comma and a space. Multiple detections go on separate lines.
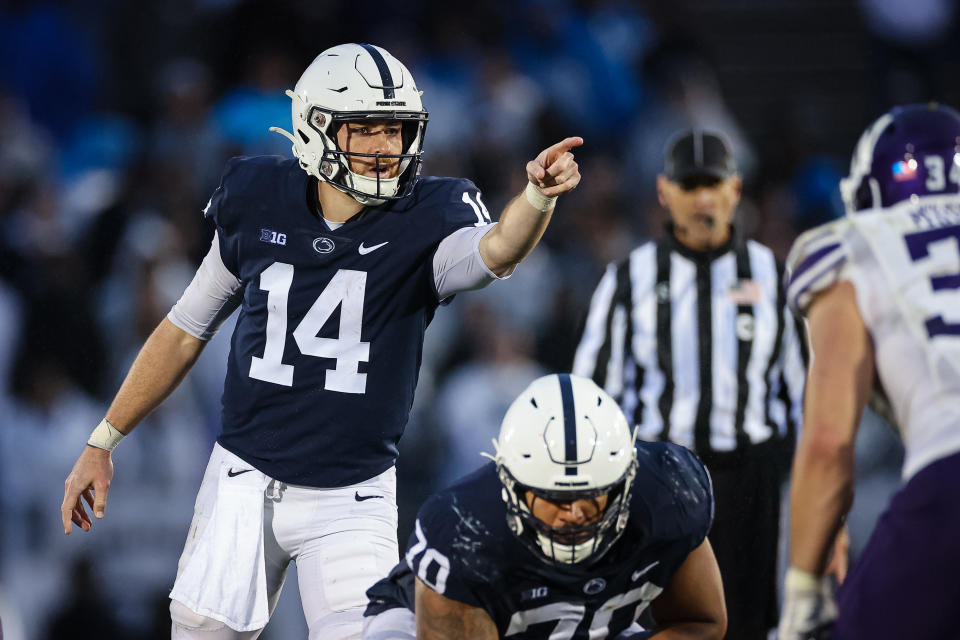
1, 0, 956, 637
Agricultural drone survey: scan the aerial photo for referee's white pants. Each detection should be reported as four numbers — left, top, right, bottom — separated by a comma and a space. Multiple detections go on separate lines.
170, 443, 399, 640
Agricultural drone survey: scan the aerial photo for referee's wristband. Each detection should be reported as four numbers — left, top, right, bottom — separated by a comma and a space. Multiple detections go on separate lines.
524, 181, 558, 212
87, 419, 126, 452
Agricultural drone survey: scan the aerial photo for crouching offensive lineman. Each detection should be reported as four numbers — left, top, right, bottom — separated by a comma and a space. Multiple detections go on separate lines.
363, 374, 726, 640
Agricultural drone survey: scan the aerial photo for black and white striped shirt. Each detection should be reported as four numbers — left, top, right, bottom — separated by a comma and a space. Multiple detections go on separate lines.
573, 231, 806, 456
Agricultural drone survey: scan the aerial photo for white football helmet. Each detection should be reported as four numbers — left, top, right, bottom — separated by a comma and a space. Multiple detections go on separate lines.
493, 374, 638, 565
270, 43, 428, 206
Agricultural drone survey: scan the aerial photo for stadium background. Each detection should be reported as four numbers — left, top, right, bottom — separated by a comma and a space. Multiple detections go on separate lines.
0, 0, 956, 637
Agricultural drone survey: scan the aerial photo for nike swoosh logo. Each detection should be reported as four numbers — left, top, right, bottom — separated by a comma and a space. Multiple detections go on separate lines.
631, 561, 659, 582
227, 468, 253, 477
355, 492, 385, 502
358, 241, 389, 255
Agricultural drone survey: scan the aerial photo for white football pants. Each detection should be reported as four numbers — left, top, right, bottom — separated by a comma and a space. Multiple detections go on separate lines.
170, 443, 399, 640
362, 607, 416, 640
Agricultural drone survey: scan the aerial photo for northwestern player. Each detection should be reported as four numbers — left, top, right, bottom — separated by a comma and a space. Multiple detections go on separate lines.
779, 103, 960, 639
60, 43, 583, 639
363, 374, 727, 640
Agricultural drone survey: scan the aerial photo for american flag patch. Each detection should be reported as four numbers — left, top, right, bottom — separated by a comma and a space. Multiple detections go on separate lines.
892, 158, 918, 182
728, 279, 761, 304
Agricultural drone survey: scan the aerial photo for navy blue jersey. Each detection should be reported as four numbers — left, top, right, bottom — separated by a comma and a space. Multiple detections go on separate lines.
366, 441, 713, 639
206, 156, 489, 486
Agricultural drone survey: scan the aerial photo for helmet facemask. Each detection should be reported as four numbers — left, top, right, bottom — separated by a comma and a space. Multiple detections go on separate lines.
274, 95, 427, 206
314, 108, 427, 205
498, 458, 638, 567
492, 374, 639, 567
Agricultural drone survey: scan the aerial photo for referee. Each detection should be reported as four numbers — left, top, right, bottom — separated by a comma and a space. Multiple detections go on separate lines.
573, 130, 806, 640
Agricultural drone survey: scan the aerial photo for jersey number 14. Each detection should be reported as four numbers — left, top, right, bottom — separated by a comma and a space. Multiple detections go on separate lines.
249, 263, 370, 394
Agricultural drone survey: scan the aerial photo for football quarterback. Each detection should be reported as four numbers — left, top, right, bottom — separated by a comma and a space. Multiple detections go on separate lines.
62, 43, 583, 640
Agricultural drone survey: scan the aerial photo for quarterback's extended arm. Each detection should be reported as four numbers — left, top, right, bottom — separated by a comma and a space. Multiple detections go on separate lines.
61, 235, 240, 534
649, 539, 727, 640
415, 578, 498, 640
779, 281, 873, 638
479, 137, 583, 275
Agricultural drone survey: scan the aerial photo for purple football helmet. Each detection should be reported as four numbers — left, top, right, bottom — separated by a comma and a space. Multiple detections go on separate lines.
840, 103, 960, 214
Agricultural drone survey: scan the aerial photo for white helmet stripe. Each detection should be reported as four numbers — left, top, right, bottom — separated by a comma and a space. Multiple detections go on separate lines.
359, 43, 395, 99
840, 112, 894, 215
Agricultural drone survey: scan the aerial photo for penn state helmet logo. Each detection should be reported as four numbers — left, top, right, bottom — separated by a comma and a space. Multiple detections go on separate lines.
313, 237, 335, 254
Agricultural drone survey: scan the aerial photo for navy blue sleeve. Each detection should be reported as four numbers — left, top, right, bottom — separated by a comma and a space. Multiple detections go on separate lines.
635, 442, 715, 553
439, 178, 491, 237
663, 444, 715, 549
203, 156, 245, 276
404, 493, 485, 608
422, 177, 492, 304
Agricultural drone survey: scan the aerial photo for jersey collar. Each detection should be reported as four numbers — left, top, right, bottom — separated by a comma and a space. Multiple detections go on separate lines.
664, 222, 740, 262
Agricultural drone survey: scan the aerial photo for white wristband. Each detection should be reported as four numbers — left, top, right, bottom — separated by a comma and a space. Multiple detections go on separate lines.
87, 419, 126, 452
784, 567, 820, 592
524, 181, 558, 212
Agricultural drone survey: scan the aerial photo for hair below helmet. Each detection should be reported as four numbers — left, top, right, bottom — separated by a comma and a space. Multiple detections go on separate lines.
493, 374, 638, 566
270, 43, 428, 206
840, 102, 960, 214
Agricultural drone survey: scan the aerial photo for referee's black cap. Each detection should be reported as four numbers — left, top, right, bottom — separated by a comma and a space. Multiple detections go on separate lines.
663, 130, 737, 182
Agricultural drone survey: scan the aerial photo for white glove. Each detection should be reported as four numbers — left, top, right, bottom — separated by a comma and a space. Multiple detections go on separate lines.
778, 567, 838, 640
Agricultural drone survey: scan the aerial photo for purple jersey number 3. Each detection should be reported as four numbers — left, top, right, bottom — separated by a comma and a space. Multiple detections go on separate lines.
904, 224, 960, 338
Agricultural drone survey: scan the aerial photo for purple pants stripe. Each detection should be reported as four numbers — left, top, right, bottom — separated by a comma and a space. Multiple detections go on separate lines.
834, 450, 960, 639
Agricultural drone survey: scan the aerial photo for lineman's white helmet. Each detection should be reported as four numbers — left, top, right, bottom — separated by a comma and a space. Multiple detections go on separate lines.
270, 43, 428, 206
494, 374, 638, 565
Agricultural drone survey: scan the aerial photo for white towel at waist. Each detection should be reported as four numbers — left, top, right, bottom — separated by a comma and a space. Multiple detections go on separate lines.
170, 454, 271, 631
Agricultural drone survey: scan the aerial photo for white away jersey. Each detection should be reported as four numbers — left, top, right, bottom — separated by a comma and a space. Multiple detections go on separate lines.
785, 196, 960, 479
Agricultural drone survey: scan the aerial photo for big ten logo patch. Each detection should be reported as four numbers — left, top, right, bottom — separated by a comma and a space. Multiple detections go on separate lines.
260, 229, 287, 246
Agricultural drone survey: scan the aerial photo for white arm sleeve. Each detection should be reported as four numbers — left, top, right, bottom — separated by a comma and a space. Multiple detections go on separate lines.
433, 224, 515, 300
167, 232, 243, 340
